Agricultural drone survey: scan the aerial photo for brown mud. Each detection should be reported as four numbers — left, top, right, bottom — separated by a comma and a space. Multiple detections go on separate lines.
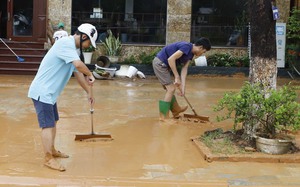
1, 74, 300, 186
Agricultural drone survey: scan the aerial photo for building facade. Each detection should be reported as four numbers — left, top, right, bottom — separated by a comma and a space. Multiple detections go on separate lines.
0, 0, 298, 60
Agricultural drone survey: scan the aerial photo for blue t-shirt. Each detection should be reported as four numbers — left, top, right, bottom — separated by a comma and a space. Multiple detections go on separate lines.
28, 36, 80, 105
156, 41, 193, 66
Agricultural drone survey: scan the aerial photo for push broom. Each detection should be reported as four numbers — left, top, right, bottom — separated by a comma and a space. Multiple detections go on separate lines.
178, 87, 209, 122
75, 86, 113, 141
182, 94, 210, 122
0, 38, 25, 62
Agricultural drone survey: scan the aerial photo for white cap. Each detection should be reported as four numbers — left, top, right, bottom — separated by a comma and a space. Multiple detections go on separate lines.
78, 23, 98, 48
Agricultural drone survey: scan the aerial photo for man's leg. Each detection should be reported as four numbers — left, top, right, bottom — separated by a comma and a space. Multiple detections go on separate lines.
158, 84, 176, 121
164, 84, 175, 102
41, 127, 54, 156
152, 57, 177, 122
33, 99, 66, 171
51, 123, 69, 158
41, 127, 65, 171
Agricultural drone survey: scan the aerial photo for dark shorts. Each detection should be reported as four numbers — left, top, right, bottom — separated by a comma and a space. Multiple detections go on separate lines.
152, 57, 173, 85
32, 99, 59, 128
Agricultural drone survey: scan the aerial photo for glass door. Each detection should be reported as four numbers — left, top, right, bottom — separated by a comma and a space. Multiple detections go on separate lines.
7, 0, 47, 42
12, 0, 33, 36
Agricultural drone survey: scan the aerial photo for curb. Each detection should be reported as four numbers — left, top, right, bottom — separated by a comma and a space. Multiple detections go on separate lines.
191, 136, 300, 163
95, 64, 291, 78
87, 64, 292, 78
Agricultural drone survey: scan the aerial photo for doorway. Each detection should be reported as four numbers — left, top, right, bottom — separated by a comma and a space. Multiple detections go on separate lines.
6, 0, 47, 42
0, 0, 7, 38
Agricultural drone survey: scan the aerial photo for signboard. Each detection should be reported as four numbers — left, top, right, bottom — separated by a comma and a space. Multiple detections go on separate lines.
275, 22, 286, 68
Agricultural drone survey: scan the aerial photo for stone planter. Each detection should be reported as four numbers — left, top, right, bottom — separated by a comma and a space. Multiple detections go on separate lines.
256, 136, 292, 155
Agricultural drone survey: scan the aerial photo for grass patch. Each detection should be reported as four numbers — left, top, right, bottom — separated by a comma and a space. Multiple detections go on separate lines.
199, 129, 247, 155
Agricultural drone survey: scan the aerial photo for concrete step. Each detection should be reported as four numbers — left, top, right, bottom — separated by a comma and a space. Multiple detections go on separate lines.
0, 40, 45, 49
0, 60, 40, 75
0, 39, 45, 75
0, 67, 38, 75
0, 47, 47, 55
0, 61, 40, 68
0, 54, 44, 62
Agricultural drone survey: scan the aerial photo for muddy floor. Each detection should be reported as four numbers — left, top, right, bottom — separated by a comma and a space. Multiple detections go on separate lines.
1, 74, 300, 186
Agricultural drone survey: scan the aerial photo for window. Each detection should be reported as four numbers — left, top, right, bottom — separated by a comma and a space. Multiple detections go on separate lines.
191, 0, 248, 47
72, 0, 167, 44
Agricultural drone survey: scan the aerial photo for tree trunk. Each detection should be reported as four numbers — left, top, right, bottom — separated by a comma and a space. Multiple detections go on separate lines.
249, 0, 277, 88
244, 0, 277, 138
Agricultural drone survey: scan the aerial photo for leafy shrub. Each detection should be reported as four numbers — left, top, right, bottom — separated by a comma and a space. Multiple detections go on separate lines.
122, 55, 138, 64
207, 53, 249, 67
121, 48, 161, 65
101, 30, 122, 56
83, 45, 96, 52
286, 7, 300, 44
138, 48, 161, 65
235, 55, 250, 67
214, 82, 300, 139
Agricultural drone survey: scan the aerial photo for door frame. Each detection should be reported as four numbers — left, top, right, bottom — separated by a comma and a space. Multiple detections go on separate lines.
7, 0, 47, 42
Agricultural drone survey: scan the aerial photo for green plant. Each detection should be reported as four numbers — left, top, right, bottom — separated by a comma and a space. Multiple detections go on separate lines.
213, 82, 300, 140
286, 7, 300, 44
122, 55, 138, 64
286, 44, 300, 66
206, 53, 249, 67
199, 129, 245, 154
121, 48, 162, 65
138, 48, 161, 65
235, 55, 250, 67
286, 7, 300, 67
101, 30, 122, 56
207, 53, 234, 67
83, 45, 96, 52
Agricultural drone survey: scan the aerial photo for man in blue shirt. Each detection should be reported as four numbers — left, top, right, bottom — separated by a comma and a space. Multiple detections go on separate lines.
152, 38, 211, 121
28, 23, 98, 171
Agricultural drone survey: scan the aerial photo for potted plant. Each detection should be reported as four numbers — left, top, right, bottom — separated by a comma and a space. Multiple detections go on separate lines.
100, 29, 122, 63
213, 81, 300, 154
83, 45, 96, 64
286, 7, 300, 69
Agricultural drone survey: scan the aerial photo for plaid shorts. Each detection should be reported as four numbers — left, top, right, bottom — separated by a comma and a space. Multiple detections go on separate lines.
32, 98, 59, 128
152, 57, 173, 85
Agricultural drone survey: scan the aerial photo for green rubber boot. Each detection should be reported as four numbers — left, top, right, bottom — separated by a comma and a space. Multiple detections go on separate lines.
159, 100, 171, 121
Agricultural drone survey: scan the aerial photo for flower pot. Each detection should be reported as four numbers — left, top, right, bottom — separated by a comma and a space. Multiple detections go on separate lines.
115, 65, 129, 77
126, 66, 138, 78
108, 56, 119, 63
256, 136, 292, 155
83, 52, 93, 64
195, 56, 207, 66
96, 56, 111, 68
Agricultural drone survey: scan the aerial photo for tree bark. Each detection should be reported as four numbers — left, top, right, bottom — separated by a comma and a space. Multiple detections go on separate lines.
244, 0, 277, 138
248, 0, 277, 89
